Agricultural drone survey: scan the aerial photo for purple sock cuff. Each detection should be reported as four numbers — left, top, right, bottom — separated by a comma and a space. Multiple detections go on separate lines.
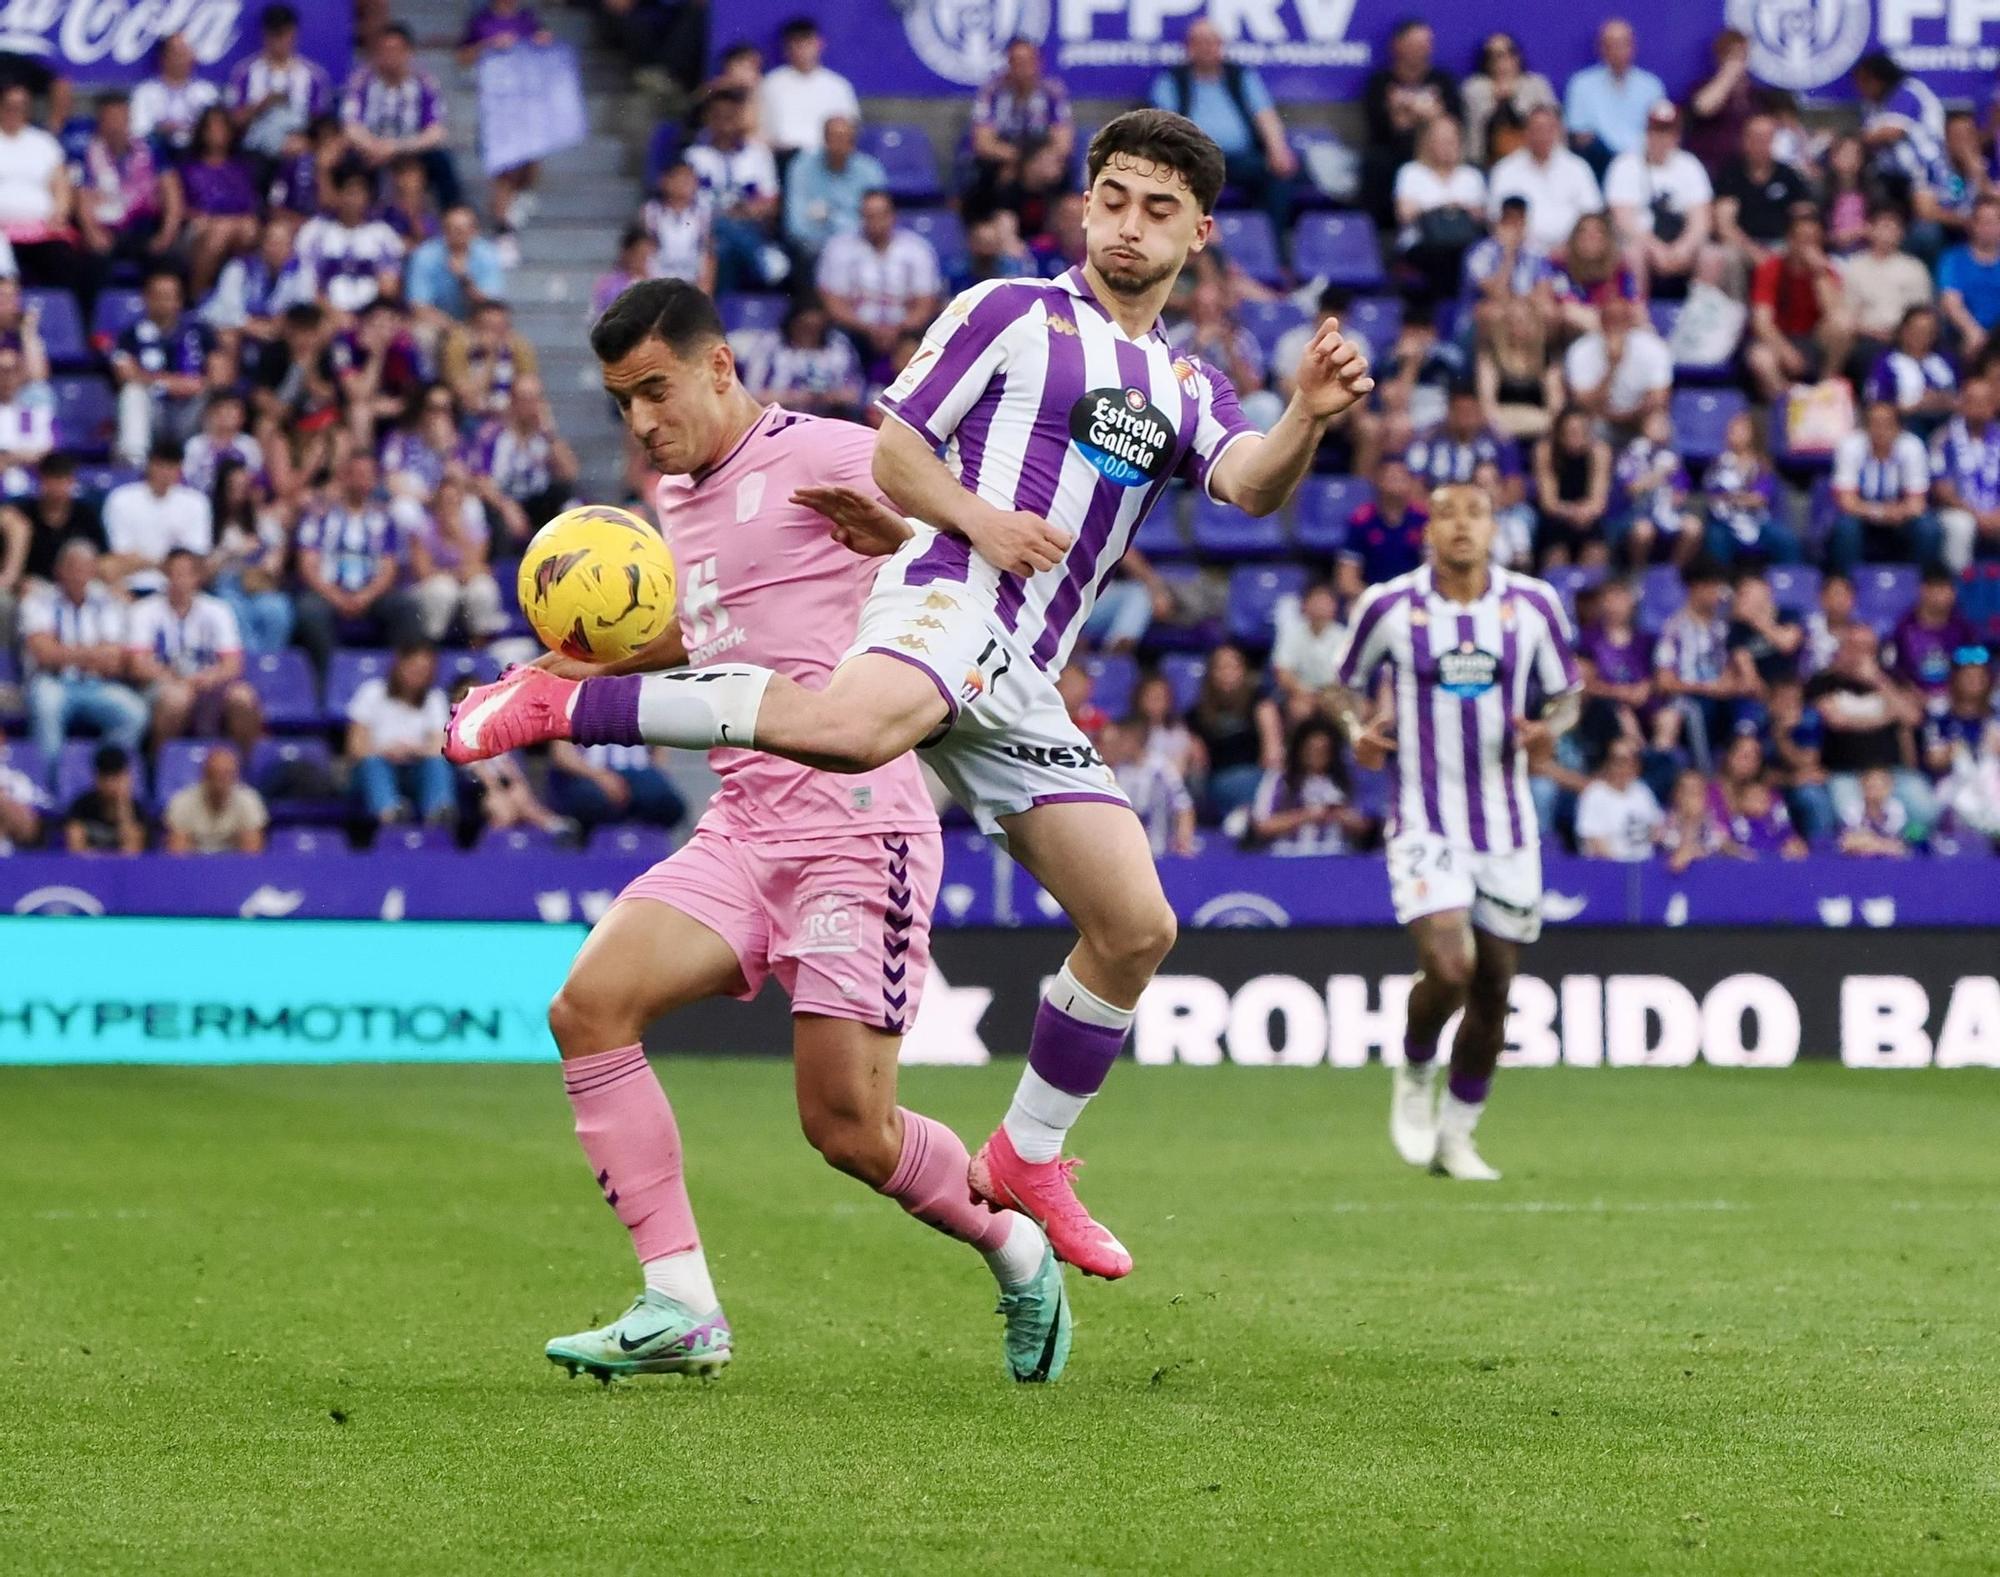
1027, 998, 1128, 1098
570, 675, 643, 747
1404, 1036, 1438, 1067
1447, 1071, 1491, 1106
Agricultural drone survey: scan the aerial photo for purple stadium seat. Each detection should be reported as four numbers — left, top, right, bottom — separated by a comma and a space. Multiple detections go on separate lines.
0, 646, 17, 686
591, 824, 675, 861
1350, 762, 1394, 819
1640, 565, 1684, 630
376, 824, 457, 854
1227, 563, 1311, 647
436, 648, 499, 690
272, 826, 350, 857
153, 740, 214, 803
1145, 562, 1218, 650
52, 375, 115, 457
644, 120, 682, 186
1855, 565, 1919, 633
1767, 565, 1820, 618
1343, 296, 1401, 355
55, 741, 111, 808
717, 292, 788, 336
249, 737, 334, 790
3, 741, 50, 790
245, 650, 319, 731
1082, 652, 1138, 717
1959, 564, 2000, 642
1648, 300, 1681, 341
902, 210, 967, 280
1544, 564, 1604, 620
27, 288, 85, 365
860, 123, 942, 200
1213, 211, 1282, 285
1292, 213, 1386, 289
1159, 652, 1207, 714
90, 288, 145, 343
76, 464, 140, 497
327, 649, 393, 715
1190, 491, 1286, 558
1239, 298, 1307, 365
1132, 494, 1192, 559
1295, 476, 1372, 555
479, 825, 568, 855
1671, 388, 1748, 465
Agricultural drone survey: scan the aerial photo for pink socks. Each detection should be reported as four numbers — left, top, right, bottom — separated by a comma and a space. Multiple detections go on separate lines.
879, 1108, 1013, 1253
561, 1044, 700, 1263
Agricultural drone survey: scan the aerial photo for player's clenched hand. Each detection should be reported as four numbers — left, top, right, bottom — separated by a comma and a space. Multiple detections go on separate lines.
964, 508, 1072, 576
1513, 715, 1556, 761
1292, 319, 1375, 421
793, 485, 913, 558
1348, 714, 1396, 772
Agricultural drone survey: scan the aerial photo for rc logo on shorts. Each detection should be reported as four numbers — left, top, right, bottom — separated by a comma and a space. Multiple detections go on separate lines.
1069, 386, 1174, 488
1438, 643, 1500, 698
796, 892, 861, 957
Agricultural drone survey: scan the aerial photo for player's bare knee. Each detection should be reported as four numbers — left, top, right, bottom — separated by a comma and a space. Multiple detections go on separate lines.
547, 980, 643, 1060
1088, 898, 1177, 982
800, 1103, 899, 1186
1421, 941, 1477, 998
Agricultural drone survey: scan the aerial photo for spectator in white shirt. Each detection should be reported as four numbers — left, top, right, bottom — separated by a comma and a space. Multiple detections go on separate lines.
817, 190, 942, 364
1575, 738, 1664, 859
1394, 115, 1487, 304
0, 345, 50, 496
0, 83, 89, 303
131, 32, 220, 154
641, 159, 715, 292
687, 88, 783, 292
102, 443, 215, 595
759, 18, 860, 161
20, 541, 149, 768
1563, 293, 1673, 428
163, 744, 268, 854
1488, 105, 1605, 255
125, 546, 262, 753
296, 169, 407, 316
1271, 582, 1349, 724
347, 641, 456, 827
0, 739, 48, 851
1604, 100, 1713, 299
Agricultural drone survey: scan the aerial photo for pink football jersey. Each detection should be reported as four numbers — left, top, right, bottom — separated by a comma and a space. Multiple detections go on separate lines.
652, 404, 938, 838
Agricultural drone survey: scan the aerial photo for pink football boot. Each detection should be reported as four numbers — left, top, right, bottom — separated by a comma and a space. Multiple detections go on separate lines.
969, 1127, 1132, 1280
444, 667, 577, 763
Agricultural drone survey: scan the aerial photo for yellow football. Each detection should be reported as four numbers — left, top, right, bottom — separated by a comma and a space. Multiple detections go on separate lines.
517, 505, 677, 663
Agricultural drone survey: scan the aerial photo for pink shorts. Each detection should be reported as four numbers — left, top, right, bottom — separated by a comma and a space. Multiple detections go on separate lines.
616, 825, 942, 1031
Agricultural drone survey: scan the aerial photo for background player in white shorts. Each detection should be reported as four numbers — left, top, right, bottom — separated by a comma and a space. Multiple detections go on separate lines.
496, 282, 1068, 1385
1335, 484, 1582, 1181
449, 111, 1374, 1279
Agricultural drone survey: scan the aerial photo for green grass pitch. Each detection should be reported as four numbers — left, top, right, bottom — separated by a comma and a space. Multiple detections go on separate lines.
3, 1061, 1997, 1575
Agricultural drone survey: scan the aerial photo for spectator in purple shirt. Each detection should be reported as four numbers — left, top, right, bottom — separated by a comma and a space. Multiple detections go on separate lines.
292, 450, 424, 677
1662, 766, 1735, 871
1337, 457, 1429, 596
460, 0, 553, 58
112, 270, 222, 467
341, 25, 458, 208
77, 91, 183, 272
227, 3, 334, 159
1886, 566, 1979, 703
967, 38, 1075, 232
1575, 576, 1655, 761
181, 104, 262, 297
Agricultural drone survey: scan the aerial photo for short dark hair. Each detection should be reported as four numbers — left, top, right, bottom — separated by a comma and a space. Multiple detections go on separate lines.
1682, 556, 1726, 588
779, 16, 820, 41
164, 546, 200, 569
380, 22, 413, 46
335, 167, 371, 193
1922, 563, 1958, 587
590, 278, 726, 365
38, 452, 76, 478
1866, 202, 1905, 225
1855, 51, 1901, 90
1086, 109, 1226, 215
96, 89, 130, 112
260, 3, 299, 34
93, 744, 130, 776
148, 439, 184, 467
143, 266, 183, 292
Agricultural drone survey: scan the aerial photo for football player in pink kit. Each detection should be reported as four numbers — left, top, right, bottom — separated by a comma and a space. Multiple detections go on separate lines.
451, 112, 1374, 1280
529, 281, 1068, 1384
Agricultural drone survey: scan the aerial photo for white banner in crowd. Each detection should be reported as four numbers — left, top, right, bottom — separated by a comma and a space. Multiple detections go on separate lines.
476, 42, 587, 179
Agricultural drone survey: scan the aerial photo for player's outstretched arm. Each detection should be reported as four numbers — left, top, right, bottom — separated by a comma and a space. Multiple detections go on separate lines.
531, 621, 689, 681
873, 418, 1071, 576
1211, 320, 1375, 517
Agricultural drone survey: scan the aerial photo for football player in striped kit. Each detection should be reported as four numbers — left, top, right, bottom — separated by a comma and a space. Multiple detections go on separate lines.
1334, 484, 1583, 1180
448, 109, 1374, 1275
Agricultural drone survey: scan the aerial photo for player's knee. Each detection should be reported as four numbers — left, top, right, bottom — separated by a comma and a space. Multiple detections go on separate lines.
1118, 899, 1178, 974
1422, 943, 1477, 996
800, 1103, 900, 1186
547, 980, 643, 1060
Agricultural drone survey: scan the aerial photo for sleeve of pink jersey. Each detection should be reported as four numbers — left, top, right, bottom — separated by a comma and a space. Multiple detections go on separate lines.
1176, 356, 1260, 502
874, 282, 1019, 448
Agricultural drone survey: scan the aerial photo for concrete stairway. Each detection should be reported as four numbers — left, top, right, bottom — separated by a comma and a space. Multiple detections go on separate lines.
396, 0, 651, 496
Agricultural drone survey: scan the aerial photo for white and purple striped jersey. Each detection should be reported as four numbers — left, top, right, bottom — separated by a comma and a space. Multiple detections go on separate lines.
1336, 565, 1580, 855
295, 216, 406, 315
875, 268, 1256, 675
340, 68, 444, 140
226, 55, 333, 121
126, 592, 242, 675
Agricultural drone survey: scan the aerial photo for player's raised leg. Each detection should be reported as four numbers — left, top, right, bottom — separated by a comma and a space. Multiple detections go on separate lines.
791, 1016, 1070, 1382
966, 800, 1175, 1281
1393, 911, 1477, 1169
1432, 929, 1518, 1182
542, 900, 743, 1380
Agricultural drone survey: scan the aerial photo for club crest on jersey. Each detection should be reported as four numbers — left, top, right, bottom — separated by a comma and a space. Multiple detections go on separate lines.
1069, 386, 1173, 488
1439, 643, 1501, 698
1170, 357, 1199, 395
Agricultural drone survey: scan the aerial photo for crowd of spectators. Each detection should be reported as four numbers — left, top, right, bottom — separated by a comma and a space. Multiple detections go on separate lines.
598, 15, 2000, 861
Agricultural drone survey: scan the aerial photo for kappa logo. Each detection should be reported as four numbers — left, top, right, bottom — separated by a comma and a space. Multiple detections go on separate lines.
894, 634, 931, 652
922, 591, 958, 611
913, 615, 947, 631
1047, 315, 1079, 338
